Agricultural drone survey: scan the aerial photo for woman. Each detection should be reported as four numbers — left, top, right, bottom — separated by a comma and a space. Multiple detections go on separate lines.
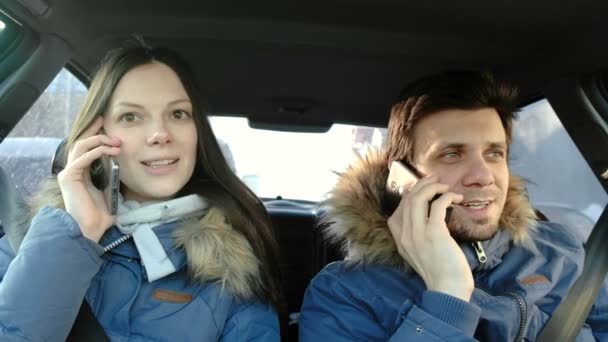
0, 40, 283, 341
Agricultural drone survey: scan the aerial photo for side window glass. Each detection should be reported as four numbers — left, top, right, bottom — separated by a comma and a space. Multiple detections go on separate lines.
0, 69, 86, 197
510, 99, 608, 241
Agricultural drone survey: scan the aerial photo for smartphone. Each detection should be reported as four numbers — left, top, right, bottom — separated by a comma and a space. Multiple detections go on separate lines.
383, 160, 453, 222
105, 158, 120, 215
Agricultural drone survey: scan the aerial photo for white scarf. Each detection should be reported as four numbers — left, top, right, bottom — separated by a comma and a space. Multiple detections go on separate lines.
115, 194, 208, 282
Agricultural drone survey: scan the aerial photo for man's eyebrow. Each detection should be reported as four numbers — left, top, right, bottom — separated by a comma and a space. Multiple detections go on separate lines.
488, 142, 508, 149
436, 143, 465, 151
434, 142, 507, 151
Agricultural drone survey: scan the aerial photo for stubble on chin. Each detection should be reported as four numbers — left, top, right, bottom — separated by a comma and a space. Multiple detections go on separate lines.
447, 214, 500, 242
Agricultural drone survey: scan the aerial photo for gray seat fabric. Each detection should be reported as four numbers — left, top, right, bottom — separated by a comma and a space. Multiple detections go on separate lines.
0, 165, 26, 243
0, 137, 63, 199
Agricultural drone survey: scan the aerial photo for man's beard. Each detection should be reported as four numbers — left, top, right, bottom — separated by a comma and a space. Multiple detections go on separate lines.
447, 210, 500, 242
446, 188, 505, 242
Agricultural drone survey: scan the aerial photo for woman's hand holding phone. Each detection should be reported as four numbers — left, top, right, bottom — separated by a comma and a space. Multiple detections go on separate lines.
57, 117, 121, 243
387, 176, 475, 302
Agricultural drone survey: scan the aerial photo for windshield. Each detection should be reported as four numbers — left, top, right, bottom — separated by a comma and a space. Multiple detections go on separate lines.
209, 116, 386, 202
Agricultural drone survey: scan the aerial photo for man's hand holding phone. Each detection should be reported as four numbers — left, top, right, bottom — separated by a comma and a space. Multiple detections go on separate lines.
57, 117, 121, 243
387, 175, 475, 302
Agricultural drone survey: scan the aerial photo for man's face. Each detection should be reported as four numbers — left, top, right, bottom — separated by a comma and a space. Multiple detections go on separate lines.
411, 108, 509, 241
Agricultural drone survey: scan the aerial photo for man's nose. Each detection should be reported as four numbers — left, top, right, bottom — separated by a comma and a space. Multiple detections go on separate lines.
462, 157, 494, 187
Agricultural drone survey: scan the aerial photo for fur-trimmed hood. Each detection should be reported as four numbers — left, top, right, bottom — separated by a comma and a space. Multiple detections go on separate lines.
320, 149, 538, 268
4, 178, 261, 300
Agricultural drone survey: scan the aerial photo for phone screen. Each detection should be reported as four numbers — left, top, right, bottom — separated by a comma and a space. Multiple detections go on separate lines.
383, 160, 453, 221
105, 158, 120, 215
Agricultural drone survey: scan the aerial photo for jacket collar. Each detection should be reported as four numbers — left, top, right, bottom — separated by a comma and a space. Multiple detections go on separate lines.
99, 222, 188, 272
5, 179, 262, 301
320, 149, 537, 269
461, 228, 512, 272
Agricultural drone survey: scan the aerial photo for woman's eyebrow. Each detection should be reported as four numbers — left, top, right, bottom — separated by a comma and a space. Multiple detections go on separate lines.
167, 99, 191, 107
112, 99, 191, 109
113, 101, 144, 109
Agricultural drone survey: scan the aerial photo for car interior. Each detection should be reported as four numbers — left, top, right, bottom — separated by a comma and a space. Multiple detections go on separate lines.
0, 1, 607, 341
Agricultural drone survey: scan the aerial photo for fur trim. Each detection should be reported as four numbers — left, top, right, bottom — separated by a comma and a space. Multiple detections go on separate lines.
319, 149, 538, 267
6, 177, 64, 251
174, 207, 260, 299
4, 178, 261, 300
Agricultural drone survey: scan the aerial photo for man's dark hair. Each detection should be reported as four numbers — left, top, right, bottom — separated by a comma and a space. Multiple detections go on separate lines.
386, 70, 520, 163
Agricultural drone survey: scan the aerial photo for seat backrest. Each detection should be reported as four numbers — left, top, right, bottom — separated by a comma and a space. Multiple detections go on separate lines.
0, 166, 12, 237
266, 201, 344, 342
0, 137, 63, 199
266, 204, 316, 342
0, 163, 30, 249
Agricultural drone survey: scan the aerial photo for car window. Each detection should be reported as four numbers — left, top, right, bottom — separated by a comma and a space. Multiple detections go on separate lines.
0, 12, 20, 97
209, 117, 386, 202
510, 99, 608, 241
0, 68, 86, 197
2, 67, 606, 241
0, 11, 21, 64
212, 100, 608, 240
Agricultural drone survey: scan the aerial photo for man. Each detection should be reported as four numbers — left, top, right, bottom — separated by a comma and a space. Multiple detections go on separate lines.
299, 71, 607, 341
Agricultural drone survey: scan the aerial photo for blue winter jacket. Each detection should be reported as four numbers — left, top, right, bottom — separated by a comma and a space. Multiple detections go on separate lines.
299, 151, 608, 341
0, 205, 279, 341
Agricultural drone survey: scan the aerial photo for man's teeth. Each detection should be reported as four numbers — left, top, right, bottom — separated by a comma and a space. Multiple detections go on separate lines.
144, 159, 176, 167
463, 201, 490, 209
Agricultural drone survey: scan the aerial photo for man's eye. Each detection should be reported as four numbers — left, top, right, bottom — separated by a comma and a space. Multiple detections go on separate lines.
442, 152, 460, 160
119, 112, 138, 122
487, 150, 505, 160
172, 110, 191, 120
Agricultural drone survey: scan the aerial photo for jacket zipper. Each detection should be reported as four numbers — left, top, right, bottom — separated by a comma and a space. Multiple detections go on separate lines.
473, 284, 529, 342
472, 241, 487, 271
501, 291, 527, 342
472, 242, 526, 341
102, 234, 133, 253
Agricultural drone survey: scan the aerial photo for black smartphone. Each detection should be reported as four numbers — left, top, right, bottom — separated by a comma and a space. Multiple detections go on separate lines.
383, 160, 453, 221
105, 158, 120, 215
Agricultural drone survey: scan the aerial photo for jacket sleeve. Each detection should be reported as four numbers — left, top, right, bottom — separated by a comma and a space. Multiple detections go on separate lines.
0, 207, 105, 341
299, 268, 481, 341
219, 301, 280, 341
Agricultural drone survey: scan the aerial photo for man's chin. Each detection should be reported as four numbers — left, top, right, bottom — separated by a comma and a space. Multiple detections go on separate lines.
447, 216, 500, 242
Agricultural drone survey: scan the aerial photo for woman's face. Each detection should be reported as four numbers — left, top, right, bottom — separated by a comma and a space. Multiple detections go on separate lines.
103, 61, 198, 202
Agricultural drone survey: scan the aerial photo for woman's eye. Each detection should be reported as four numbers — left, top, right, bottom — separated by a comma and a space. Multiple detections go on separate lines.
172, 110, 191, 120
119, 112, 137, 123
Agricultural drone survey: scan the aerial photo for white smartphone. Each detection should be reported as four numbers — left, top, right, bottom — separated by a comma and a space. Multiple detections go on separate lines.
105, 158, 120, 215
383, 160, 453, 221
384, 161, 421, 215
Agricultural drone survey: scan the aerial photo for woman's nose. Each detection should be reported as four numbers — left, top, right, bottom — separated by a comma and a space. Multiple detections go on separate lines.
146, 123, 172, 145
